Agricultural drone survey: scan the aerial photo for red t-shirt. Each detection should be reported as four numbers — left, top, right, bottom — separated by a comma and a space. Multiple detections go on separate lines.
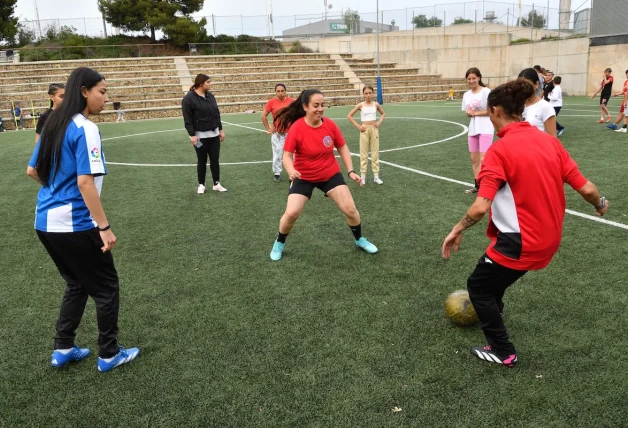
283, 117, 346, 182
477, 122, 588, 271
264, 97, 295, 128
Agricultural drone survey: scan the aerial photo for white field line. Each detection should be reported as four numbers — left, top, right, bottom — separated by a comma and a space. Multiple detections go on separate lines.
106, 118, 628, 230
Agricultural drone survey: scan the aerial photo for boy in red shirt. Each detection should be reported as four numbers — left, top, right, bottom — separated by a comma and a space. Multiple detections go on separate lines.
268, 89, 378, 261
261, 84, 295, 182
607, 69, 628, 132
442, 78, 609, 367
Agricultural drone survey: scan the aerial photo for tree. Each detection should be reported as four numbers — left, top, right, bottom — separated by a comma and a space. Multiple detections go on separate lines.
343, 9, 360, 34
0, 0, 18, 44
98, 0, 204, 42
163, 17, 207, 48
518, 10, 546, 28
412, 15, 442, 28
16, 24, 35, 47
453, 18, 473, 25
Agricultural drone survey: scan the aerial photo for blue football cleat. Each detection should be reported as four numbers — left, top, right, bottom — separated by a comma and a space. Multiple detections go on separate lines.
97, 346, 140, 372
270, 240, 285, 261
51, 345, 91, 368
607, 124, 618, 130
355, 237, 378, 254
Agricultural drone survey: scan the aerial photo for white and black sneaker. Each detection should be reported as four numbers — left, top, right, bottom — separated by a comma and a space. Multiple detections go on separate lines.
471, 345, 517, 368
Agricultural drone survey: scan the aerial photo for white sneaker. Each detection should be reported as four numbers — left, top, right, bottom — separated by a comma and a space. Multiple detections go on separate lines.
360, 177, 366, 185
197, 184, 205, 194
374, 177, 384, 185
212, 182, 227, 192
616, 128, 627, 133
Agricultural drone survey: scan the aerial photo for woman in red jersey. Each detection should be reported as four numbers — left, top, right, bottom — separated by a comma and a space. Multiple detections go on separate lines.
442, 78, 609, 368
268, 89, 378, 261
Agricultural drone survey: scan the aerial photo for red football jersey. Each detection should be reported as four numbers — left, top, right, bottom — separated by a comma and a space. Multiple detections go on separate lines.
478, 122, 588, 271
283, 117, 346, 182
264, 97, 295, 127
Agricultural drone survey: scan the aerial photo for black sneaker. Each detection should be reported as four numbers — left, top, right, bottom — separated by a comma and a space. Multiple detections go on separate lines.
273, 175, 280, 182
470, 345, 517, 368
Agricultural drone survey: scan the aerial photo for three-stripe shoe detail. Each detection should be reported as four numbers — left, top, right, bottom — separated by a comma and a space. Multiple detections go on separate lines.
97, 346, 140, 372
471, 345, 517, 368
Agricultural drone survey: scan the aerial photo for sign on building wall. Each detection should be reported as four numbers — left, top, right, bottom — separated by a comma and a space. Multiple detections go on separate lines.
330, 23, 348, 31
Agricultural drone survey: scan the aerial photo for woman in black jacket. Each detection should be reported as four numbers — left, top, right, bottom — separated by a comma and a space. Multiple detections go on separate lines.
182, 74, 227, 194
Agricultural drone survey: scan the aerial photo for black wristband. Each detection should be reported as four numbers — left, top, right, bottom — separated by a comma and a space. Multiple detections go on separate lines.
99, 224, 111, 232
348, 170, 356, 178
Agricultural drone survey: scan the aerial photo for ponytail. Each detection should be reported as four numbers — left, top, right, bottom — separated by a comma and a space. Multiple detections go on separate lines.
274, 89, 323, 133
487, 78, 535, 120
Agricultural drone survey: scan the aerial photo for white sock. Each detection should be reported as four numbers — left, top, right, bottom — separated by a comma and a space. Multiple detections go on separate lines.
374, 175, 379, 179
55, 348, 73, 354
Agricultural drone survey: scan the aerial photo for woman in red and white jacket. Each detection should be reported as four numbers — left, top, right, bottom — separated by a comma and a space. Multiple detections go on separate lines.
269, 89, 378, 261
442, 78, 609, 368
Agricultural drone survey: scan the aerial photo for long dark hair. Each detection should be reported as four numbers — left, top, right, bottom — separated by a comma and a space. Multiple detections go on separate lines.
275, 89, 322, 133
36, 67, 104, 187
487, 78, 535, 120
190, 74, 209, 91
48, 83, 65, 108
465, 67, 486, 87
518, 68, 540, 86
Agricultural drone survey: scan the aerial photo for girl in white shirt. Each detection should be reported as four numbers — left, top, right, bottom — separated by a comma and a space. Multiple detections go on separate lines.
462, 67, 494, 194
518, 68, 557, 137
548, 76, 564, 136
347, 85, 386, 185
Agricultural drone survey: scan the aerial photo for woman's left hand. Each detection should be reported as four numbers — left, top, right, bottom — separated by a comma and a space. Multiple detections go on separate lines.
466, 109, 474, 117
219, 130, 225, 142
349, 171, 362, 185
374, 122, 381, 128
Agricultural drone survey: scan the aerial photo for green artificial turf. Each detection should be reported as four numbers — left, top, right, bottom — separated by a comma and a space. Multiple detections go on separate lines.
1, 97, 627, 427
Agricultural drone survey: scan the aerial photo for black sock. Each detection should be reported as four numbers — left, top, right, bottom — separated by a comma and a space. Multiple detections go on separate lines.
277, 232, 288, 243
623, 124, 627, 129
350, 224, 362, 240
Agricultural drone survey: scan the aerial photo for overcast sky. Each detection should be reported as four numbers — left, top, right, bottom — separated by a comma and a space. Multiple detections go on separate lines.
16, 0, 582, 20
14, 0, 590, 38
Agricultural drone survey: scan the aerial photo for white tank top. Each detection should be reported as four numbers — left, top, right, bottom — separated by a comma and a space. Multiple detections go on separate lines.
361, 104, 377, 122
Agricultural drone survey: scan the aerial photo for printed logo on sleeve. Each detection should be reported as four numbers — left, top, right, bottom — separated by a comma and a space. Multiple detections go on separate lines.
90, 147, 102, 164
322, 136, 333, 147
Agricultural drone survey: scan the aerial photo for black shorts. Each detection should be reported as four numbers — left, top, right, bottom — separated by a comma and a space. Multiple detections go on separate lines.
600, 94, 611, 106
289, 172, 346, 199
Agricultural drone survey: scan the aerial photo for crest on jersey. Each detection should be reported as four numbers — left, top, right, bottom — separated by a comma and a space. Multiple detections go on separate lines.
90, 147, 100, 159
322, 136, 333, 147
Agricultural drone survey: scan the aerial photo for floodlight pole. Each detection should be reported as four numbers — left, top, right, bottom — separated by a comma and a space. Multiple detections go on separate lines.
376, 0, 383, 104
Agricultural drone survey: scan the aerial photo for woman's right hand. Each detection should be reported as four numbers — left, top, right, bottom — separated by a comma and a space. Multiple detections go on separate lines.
190, 136, 199, 146
288, 169, 301, 181
359, 126, 367, 132
100, 229, 117, 253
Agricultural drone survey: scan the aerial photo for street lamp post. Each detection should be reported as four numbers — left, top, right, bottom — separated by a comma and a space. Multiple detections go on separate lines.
376, 0, 383, 104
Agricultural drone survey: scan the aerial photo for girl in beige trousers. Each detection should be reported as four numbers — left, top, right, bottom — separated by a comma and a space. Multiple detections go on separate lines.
347, 85, 386, 185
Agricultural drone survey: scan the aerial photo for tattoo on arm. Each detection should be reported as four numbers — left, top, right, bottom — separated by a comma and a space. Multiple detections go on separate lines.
460, 214, 479, 230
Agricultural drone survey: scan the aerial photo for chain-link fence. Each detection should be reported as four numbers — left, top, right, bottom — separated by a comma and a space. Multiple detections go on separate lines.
18, 0, 590, 42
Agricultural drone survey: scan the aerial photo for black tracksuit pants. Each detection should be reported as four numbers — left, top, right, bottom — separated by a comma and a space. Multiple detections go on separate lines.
195, 136, 221, 186
467, 253, 528, 356
37, 229, 120, 358
554, 107, 564, 132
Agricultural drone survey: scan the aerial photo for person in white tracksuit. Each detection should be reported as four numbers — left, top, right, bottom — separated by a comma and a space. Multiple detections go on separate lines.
261, 84, 295, 182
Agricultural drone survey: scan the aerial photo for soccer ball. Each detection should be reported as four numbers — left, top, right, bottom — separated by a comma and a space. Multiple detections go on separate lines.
445, 290, 479, 326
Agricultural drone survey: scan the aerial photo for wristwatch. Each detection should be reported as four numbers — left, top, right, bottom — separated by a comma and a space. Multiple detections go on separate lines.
595, 197, 606, 210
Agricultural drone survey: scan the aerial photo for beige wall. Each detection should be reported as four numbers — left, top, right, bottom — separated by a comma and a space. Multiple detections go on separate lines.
587, 45, 628, 96
506, 38, 590, 95
311, 29, 593, 96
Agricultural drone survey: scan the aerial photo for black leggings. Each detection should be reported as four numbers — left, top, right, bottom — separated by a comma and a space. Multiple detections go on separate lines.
467, 253, 527, 356
195, 136, 221, 185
